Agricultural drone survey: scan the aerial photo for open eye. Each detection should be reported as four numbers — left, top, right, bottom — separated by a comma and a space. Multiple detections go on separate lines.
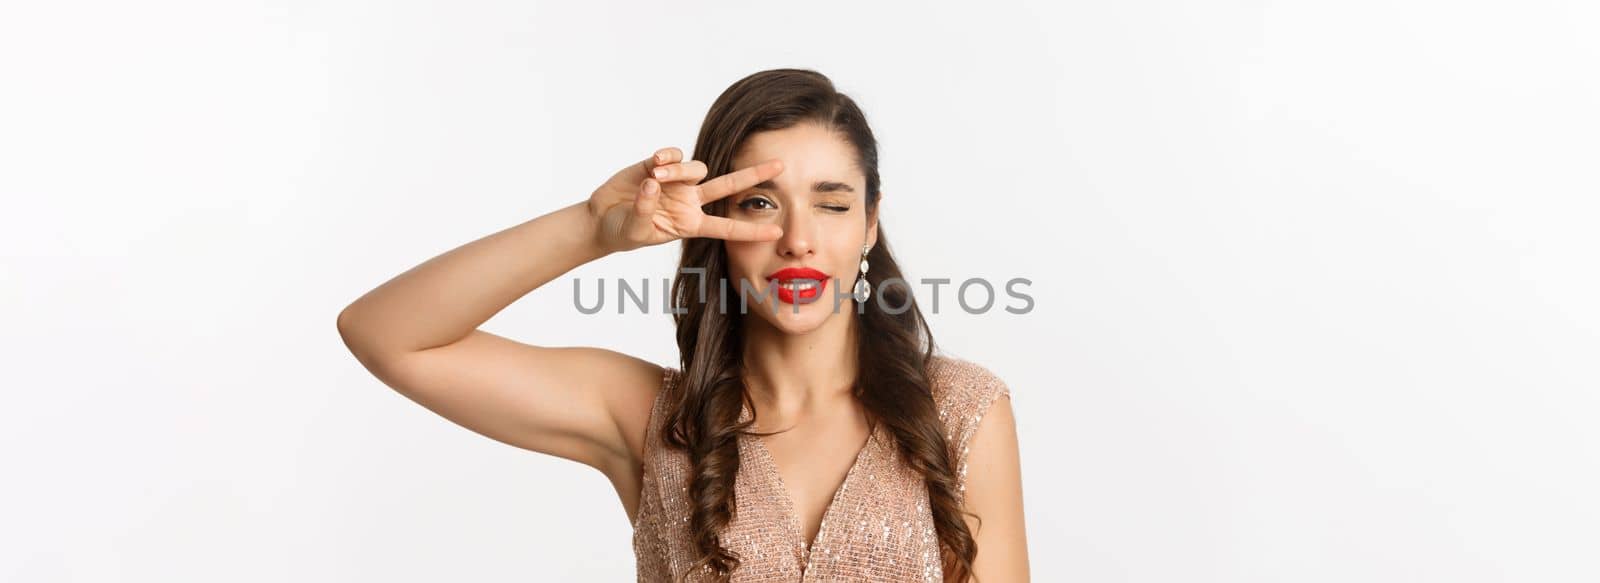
738, 197, 775, 211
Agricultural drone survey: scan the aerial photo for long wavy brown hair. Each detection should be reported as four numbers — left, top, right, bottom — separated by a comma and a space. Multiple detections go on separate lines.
658, 69, 979, 582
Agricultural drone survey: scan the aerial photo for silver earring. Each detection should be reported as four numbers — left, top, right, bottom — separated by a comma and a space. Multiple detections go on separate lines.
853, 244, 872, 302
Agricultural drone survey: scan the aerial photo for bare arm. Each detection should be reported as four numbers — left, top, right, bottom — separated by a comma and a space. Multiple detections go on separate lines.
335, 199, 660, 476
335, 147, 786, 485
964, 395, 1031, 581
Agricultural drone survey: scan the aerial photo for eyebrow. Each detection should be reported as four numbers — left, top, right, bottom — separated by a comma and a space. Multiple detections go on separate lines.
750, 180, 856, 193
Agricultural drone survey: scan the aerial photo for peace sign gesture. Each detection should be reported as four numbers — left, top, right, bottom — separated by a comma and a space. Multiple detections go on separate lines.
590, 146, 786, 253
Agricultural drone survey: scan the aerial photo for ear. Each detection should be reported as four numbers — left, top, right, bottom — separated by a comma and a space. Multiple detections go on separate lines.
866, 191, 882, 250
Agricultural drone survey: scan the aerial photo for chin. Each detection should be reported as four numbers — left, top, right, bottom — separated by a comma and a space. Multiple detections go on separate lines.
750, 301, 834, 335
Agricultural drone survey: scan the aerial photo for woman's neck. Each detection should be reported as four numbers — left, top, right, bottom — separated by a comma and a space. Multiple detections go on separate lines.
739, 311, 860, 423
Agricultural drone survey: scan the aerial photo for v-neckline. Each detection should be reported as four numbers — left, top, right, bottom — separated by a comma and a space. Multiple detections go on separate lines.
740, 400, 878, 574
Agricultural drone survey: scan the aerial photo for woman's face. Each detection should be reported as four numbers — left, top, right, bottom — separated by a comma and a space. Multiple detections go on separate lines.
723, 122, 879, 336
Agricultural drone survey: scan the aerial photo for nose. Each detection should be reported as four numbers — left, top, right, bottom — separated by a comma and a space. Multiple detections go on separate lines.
776, 208, 814, 259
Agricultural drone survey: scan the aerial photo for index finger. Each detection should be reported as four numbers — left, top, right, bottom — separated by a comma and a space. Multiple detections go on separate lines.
696, 159, 785, 202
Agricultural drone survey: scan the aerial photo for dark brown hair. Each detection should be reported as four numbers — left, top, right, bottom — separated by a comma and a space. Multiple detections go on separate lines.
660, 69, 980, 582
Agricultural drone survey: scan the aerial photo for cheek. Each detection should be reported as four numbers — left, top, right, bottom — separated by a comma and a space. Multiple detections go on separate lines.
828, 239, 864, 260
722, 242, 767, 280
832, 241, 869, 276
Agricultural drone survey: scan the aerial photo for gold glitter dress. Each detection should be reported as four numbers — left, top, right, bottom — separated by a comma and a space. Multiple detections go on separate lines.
632, 355, 1012, 582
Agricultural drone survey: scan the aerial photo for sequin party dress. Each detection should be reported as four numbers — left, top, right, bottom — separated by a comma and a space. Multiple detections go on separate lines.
631, 355, 1012, 582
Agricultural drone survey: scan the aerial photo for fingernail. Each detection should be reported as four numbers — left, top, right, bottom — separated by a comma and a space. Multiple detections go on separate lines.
644, 180, 658, 195
652, 167, 668, 179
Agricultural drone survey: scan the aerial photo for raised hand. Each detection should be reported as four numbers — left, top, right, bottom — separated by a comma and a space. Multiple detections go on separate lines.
590, 146, 786, 253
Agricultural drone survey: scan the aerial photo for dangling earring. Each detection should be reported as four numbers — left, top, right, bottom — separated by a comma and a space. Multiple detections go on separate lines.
853, 244, 872, 303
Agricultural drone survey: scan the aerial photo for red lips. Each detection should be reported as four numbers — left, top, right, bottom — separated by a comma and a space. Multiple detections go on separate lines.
766, 267, 830, 304
767, 267, 829, 283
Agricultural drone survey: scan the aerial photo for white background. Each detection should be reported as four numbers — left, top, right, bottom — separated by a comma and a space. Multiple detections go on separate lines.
3, 1, 1597, 581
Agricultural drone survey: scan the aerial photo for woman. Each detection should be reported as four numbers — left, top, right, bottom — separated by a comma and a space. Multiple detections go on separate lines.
337, 69, 1028, 582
